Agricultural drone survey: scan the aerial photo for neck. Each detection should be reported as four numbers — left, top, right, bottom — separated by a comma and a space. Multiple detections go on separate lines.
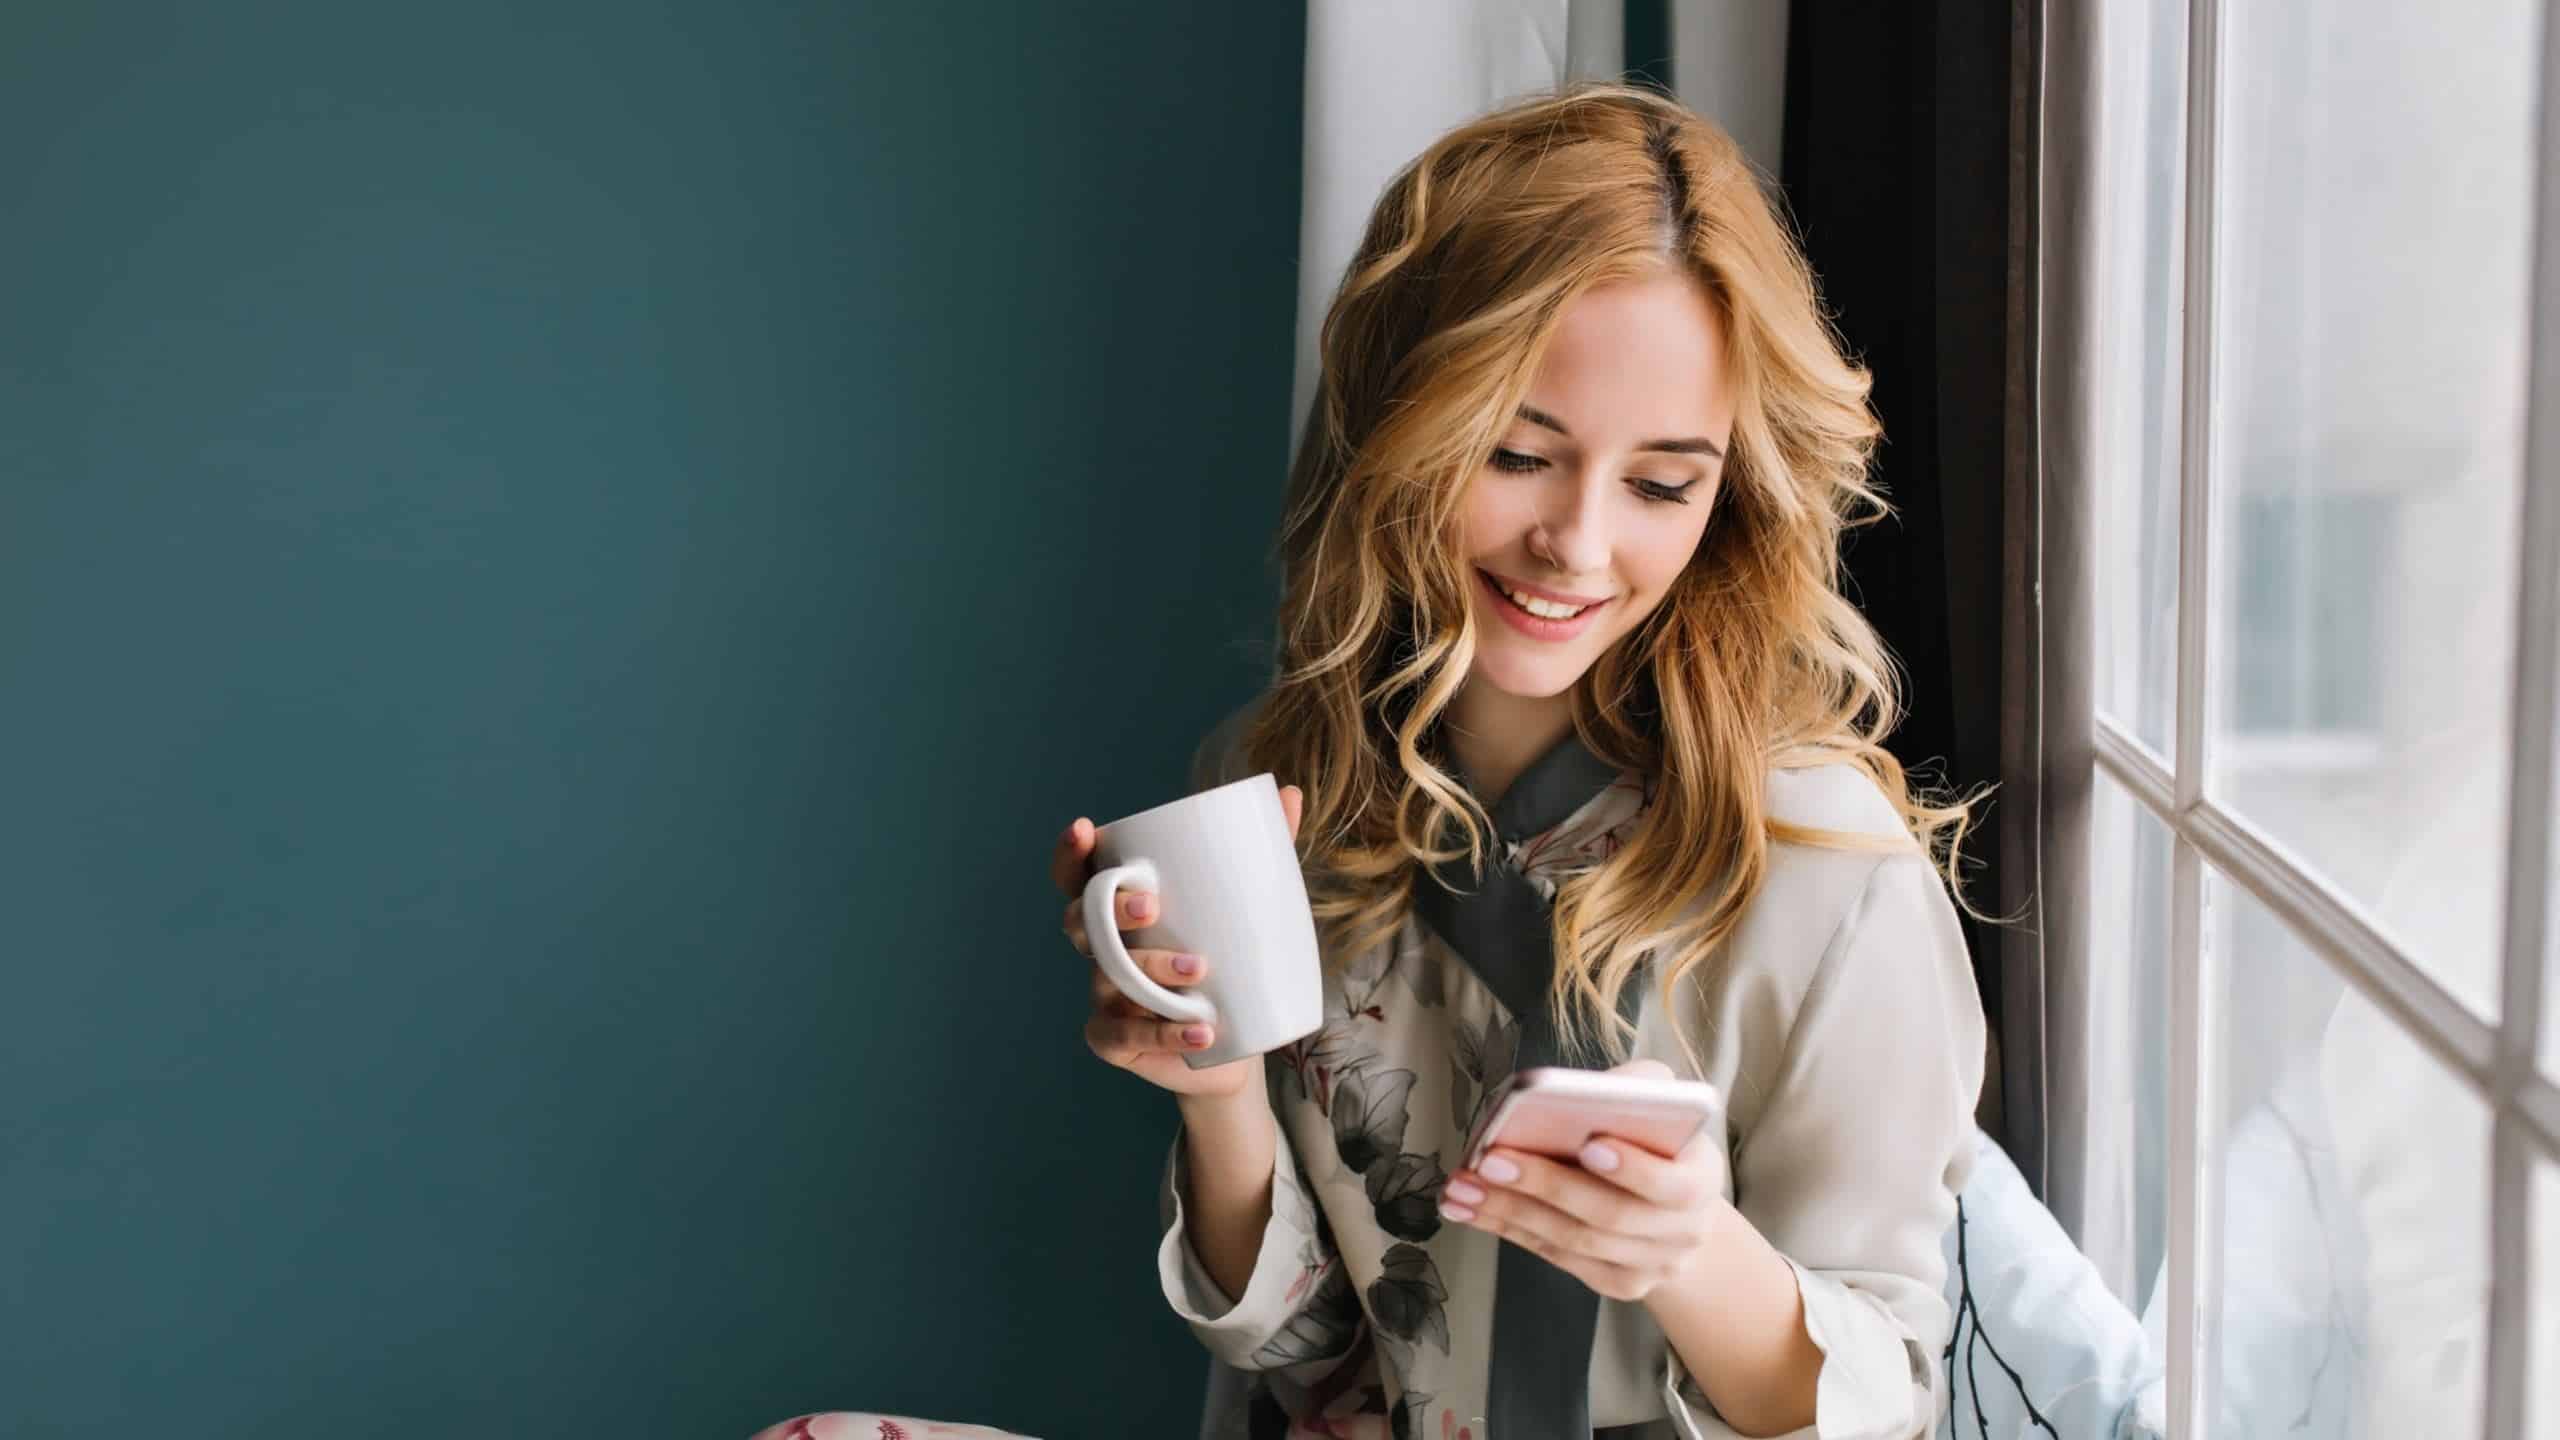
1442, 676, 1579, 813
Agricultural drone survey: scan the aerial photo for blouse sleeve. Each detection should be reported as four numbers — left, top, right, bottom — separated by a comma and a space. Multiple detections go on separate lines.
1663, 849, 1987, 1440
1152, 695, 1363, 1371
1154, 1104, 1364, 1370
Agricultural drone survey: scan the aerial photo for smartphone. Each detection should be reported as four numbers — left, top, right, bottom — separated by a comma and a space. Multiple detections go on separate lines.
1462, 1067, 1723, 1172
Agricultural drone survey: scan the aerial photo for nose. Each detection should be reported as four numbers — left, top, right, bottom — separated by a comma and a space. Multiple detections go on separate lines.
1525, 462, 1614, 576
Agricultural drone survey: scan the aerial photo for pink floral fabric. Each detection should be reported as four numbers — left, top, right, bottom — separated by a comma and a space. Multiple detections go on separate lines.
745, 1413, 1037, 1440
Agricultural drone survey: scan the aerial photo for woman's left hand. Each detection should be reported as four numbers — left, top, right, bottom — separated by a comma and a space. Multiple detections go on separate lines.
1437, 1058, 1732, 1304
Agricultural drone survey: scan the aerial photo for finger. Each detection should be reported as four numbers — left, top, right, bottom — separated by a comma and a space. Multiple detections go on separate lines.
1463, 1180, 1657, 1267
1573, 1132, 1709, 1211
1452, 1187, 1660, 1289
1087, 948, 1208, 1004
1610, 1056, 1677, 1082
1060, 888, 1162, 932
1280, 784, 1303, 841
1083, 1011, 1217, 1063
1087, 975, 1168, 1021
1049, 817, 1095, 896
1059, 887, 1166, 955
1465, 1147, 1687, 1244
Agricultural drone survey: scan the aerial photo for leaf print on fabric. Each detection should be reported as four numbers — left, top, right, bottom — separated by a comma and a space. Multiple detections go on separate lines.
1446, 1007, 1519, 1141
1365, 1242, 1452, 1354
1330, 1066, 1417, 1176
1249, 1258, 1365, 1368
1275, 1171, 1339, 1305
1274, 1016, 1365, 1113
1362, 1150, 1448, 1242
1389, 1391, 1432, 1440
1341, 928, 1397, 995
1329, 960, 1396, 1048
1508, 769, 1650, 891
1452, 1006, 1517, 1088
1392, 930, 1447, 1009
1313, 923, 1409, 1030
1384, 1396, 1476, 1440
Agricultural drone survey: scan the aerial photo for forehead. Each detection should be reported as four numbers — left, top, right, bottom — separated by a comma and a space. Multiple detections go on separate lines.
1519, 270, 1736, 438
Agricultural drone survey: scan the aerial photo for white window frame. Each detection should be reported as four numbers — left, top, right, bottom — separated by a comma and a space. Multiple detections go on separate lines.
2088, 1, 2560, 1434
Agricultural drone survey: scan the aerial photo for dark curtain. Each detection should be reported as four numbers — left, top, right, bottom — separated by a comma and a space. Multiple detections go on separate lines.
1778, 0, 2055, 1194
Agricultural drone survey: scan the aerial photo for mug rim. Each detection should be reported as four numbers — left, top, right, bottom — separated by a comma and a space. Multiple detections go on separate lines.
1096, 771, 1276, 833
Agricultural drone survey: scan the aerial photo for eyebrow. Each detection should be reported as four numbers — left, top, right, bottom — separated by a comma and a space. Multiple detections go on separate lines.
1516, 404, 1724, 458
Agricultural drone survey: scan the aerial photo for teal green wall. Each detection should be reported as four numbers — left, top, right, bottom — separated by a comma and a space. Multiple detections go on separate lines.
1, 5, 1302, 1435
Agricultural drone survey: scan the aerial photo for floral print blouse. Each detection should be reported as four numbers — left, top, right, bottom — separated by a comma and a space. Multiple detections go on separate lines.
1153, 698, 1987, 1440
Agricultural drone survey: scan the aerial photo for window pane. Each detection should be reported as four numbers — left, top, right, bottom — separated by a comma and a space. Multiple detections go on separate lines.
2090, 772, 2173, 1308
2092, 0, 2184, 759
2139, 873, 2494, 1437
2533, 1153, 2560, 1438
2549, 920, 2560, 1079
2205, 0, 2533, 1021
2545, 630, 2560, 1080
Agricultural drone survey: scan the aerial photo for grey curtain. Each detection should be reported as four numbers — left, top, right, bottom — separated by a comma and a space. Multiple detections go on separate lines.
1775, 0, 2072, 1198
2031, 0, 2120, 1285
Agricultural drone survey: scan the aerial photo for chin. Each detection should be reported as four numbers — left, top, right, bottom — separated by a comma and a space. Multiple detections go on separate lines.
1467, 649, 1590, 700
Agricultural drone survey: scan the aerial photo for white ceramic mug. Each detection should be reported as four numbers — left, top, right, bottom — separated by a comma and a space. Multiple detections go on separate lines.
1081, 772, 1323, 1068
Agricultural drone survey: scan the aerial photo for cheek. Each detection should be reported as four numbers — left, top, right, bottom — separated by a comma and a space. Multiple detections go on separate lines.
1621, 528, 1706, 607
1456, 479, 1505, 554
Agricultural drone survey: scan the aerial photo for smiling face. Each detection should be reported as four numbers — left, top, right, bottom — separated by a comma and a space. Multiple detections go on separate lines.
1457, 266, 1738, 714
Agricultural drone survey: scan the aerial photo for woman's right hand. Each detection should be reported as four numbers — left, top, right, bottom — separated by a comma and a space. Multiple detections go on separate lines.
1053, 784, 1304, 1101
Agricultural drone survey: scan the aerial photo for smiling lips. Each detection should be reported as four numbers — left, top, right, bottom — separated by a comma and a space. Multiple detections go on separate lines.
1479, 568, 1611, 639
1482, 569, 1610, 607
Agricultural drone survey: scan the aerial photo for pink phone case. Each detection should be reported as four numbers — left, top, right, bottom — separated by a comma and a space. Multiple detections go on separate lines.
1463, 1067, 1722, 1170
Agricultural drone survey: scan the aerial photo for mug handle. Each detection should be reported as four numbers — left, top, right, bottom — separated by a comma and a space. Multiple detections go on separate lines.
1082, 858, 1216, 1026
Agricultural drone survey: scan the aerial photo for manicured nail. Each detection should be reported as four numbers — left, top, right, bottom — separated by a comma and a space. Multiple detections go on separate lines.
1580, 1141, 1620, 1172
1171, 953, 1202, 977
1439, 1200, 1475, 1222
1182, 1025, 1212, 1047
1480, 1155, 1521, 1184
1444, 1178, 1486, 1206
1129, 893, 1154, 920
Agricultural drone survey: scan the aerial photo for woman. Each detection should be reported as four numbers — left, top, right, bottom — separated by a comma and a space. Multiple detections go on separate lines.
1053, 81, 1986, 1440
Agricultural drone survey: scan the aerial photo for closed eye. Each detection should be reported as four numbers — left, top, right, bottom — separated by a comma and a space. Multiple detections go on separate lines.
1489, 447, 1696, 506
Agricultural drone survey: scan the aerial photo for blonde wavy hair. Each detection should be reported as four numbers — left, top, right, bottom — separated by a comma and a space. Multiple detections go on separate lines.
1237, 80, 1985, 1067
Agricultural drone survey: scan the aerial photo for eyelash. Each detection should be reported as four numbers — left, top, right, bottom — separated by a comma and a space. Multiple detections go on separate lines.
1489, 447, 1695, 505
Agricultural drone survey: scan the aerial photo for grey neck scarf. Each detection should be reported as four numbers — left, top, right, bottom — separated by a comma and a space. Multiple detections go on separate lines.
1410, 725, 1648, 1439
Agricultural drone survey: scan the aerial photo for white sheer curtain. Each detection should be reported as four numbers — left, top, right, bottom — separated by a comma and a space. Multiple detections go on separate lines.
1287, 0, 1791, 462
1289, 0, 1611, 462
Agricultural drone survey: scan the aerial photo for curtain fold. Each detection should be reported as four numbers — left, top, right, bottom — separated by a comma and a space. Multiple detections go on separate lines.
1290, 1, 1624, 463
2038, 0, 2132, 1297
1777, 0, 2052, 1187
2013, 0, 2082, 1227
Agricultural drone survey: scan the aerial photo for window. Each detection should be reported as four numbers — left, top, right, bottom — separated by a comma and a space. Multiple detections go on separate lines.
2224, 491, 2387, 746
2083, 0, 2560, 1435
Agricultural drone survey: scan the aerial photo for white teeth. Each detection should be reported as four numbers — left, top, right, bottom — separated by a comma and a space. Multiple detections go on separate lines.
1498, 583, 1590, 620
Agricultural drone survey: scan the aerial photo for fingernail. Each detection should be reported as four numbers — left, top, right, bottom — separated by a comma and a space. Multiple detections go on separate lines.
1171, 953, 1202, 977
1439, 1201, 1475, 1222
1129, 894, 1154, 920
1182, 1025, 1212, 1047
1480, 1155, 1521, 1184
1444, 1178, 1486, 1206
1581, 1141, 1619, 1172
